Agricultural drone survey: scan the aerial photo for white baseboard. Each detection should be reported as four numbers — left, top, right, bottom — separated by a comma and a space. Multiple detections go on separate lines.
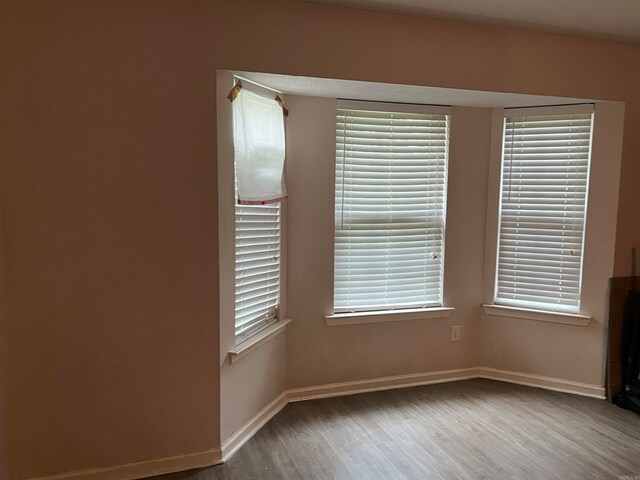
220, 391, 288, 462
286, 367, 604, 402
27, 449, 222, 480
287, 367, 482, 402
477, 367, 605, 399
29, 367, 604, 480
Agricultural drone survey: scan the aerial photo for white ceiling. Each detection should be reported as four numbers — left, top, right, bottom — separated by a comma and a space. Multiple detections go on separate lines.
233, 71, 592, 108
304, 0, 640, 44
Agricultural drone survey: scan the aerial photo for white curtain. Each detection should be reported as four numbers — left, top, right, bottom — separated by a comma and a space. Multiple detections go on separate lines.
232, 88, 287, 205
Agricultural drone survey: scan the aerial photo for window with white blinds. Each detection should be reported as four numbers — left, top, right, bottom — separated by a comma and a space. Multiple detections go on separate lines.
234, 191, 281, 340
232, 85, 284, 341
495, 105, 594, 313
334, 100, 450, 313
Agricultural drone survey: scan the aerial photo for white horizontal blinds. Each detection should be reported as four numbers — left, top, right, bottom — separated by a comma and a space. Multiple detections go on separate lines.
334, 102, 449, 313
234, 175, 281, 339
495, 106, 594, 313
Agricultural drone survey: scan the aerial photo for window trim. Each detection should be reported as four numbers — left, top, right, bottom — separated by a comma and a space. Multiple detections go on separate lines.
229, 318, 292, 363
481, 304, 591, 326
332, 100, 452, 315
324, 307, 454, 326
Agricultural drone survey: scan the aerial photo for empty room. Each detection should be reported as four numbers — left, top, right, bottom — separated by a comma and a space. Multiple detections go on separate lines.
2, 1, 640, 479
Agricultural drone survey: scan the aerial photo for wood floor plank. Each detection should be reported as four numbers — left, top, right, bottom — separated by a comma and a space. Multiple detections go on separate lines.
154, 379, 640, 480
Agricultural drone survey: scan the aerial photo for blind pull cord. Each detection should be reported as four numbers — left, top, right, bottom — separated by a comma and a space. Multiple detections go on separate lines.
340, 112, 347, 230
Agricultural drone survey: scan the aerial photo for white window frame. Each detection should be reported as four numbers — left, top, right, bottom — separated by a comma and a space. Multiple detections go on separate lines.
330, 100, 452, 320
217, 73, 288, 354
232, 87, 287, 344
482, 104, 597, 324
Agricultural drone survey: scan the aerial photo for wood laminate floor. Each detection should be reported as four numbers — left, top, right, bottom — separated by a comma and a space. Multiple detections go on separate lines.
155, 379, 640, 480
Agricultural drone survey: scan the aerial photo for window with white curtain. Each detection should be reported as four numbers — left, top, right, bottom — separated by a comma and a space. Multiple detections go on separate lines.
232, 88, 287, 204
232, 87, 284, 341
494, 105, 594, 313
334, 100, 450, 313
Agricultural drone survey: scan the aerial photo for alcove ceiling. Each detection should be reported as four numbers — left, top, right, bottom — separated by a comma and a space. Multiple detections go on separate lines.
230, 71, 593, 108
303, 0, 640, 44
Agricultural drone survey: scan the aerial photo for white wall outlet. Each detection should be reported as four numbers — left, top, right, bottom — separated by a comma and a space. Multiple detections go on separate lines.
450, 325, 460, 342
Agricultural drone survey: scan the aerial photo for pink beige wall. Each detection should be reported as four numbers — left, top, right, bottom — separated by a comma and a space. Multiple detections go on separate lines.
0, 212, 8, 479
1, 2, 221, 479
1, 0, 640, 479
285, 99, 488, 387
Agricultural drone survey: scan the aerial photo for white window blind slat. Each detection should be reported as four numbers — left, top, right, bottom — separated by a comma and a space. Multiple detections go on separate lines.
235, 200, 280, 339
334, 104, 450, 313
495, 109, 593, 313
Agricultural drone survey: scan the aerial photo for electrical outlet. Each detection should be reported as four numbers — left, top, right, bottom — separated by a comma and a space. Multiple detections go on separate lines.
450, 325, 460, 342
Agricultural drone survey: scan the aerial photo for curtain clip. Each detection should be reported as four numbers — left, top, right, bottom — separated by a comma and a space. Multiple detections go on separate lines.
275, 95, 289, 117
227, 80, 243, 102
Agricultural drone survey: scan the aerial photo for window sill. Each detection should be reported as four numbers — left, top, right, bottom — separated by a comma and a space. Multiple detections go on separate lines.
481, 304, 591, 326
229, 318, 291, 363
324, 307, 454, 326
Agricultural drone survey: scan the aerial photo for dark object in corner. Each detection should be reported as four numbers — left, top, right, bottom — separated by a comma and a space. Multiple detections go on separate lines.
614, 251, 640, 416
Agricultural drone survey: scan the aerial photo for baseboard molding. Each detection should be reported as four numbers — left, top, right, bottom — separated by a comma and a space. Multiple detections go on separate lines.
29, 367, 604, 480
220, 391, 288, 462
287, 367, 482, 402
27, 449, 222, 480
477, 367, 606, 399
